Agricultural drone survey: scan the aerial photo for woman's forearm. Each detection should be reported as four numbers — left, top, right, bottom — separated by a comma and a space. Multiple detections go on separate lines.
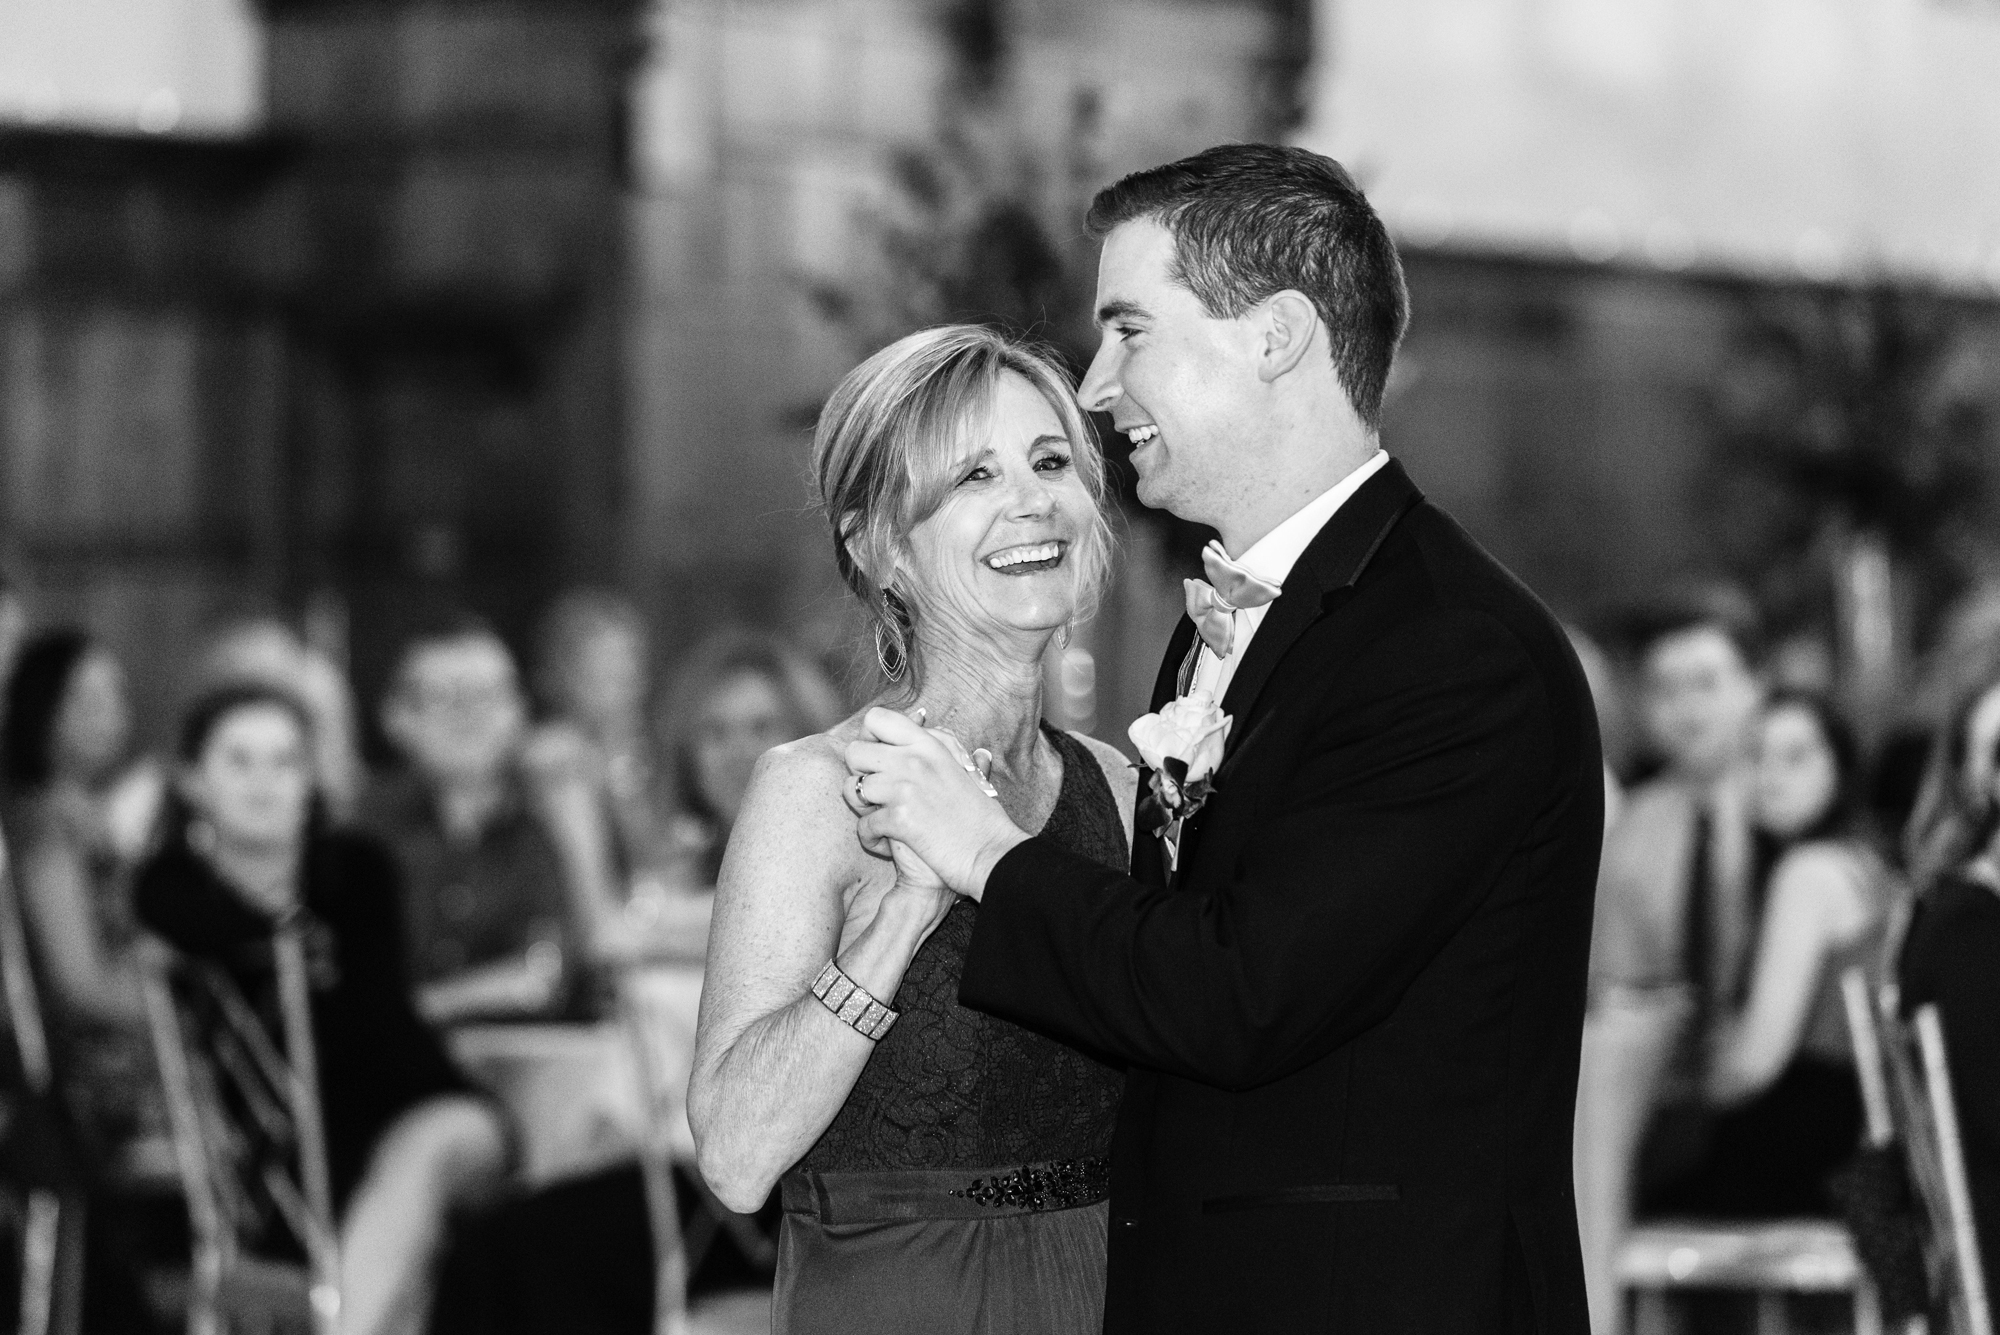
691, 891, 935, 1210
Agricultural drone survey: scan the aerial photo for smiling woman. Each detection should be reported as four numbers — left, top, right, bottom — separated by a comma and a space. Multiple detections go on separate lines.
812, 325, 1115, 693
688, 324, 1138, 1335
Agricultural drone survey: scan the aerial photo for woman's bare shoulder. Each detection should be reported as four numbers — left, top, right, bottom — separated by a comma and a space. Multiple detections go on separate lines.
1768, 839, 1878, 934
725, 729, 877, 887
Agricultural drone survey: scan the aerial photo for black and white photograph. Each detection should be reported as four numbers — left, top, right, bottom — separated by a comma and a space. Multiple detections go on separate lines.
2, 2, 1998, 1333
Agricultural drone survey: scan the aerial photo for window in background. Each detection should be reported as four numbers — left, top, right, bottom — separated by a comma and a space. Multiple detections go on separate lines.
0, 0, 263, 136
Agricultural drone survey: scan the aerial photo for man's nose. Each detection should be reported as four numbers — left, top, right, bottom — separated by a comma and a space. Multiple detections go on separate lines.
1077, 343, 1120, 415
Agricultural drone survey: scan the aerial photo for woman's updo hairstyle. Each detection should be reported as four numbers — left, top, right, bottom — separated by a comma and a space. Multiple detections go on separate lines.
810, 324, 1113, 693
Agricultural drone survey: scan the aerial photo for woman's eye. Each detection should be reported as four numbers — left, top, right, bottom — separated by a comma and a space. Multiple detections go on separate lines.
959, 465, 993, 485
1034, 454, 1072, 473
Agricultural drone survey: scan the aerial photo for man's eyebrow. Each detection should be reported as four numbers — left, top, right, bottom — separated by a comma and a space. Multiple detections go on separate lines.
1096, 299, 1149, 326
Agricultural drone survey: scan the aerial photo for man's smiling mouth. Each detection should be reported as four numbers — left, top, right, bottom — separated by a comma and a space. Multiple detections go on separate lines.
1126, 425, 1158, 445
984, 541, 1067, 574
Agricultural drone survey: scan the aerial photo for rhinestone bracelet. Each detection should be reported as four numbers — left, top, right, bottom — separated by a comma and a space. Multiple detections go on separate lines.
811, 960, 899, 1040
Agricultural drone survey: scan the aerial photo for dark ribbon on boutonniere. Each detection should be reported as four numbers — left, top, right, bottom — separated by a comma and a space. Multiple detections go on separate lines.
1142, 756, 1219, 873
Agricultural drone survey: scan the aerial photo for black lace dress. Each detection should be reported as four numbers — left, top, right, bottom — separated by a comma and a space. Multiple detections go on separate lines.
774, 726, 1127, 1335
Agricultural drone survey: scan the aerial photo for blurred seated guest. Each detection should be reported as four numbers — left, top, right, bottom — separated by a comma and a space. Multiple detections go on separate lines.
1896, 676, 2000, 1291
532, 589, 671, 882
1592, 585, 1768, 1015
527, 589, 698, 961
1575, 588, 1766, 1328
192, 615, 367, 825
1639, 691, 1891, 1218
362, 611, 592, 1026
137, 684, 509, 1335
0, 630, 168, 1162
654, 627, 843, 888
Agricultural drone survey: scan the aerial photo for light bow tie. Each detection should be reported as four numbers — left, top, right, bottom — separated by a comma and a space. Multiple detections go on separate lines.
1183, 540, 1283, 660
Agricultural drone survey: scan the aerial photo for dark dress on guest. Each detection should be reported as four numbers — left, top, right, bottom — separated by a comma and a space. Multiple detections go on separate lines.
774, 726, 1127, 1335
134, 830, 475, 1212
1641, 842, 1887, 1219
1897, 871, 2000, 1293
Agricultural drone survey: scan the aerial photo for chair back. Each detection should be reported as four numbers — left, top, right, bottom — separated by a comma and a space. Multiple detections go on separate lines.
140, 922, 339, 1335
1876, 987, 1994, 1335
2, 822, 86, 1335
0, 823, 52, 1098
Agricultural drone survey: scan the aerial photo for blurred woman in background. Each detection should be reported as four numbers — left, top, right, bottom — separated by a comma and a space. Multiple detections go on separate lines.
0, 630, 166, 1165
654, 627, 843, 888
1641, 690, 1892, 1218
191, 615, 367, 825
532, 590, 672, 882
136, 684, 510, 1335
1896, 676, 2000, 1292
527, 590, 687, 962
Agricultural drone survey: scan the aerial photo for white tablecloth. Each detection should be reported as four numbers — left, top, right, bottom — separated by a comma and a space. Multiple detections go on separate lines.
448, 964, 704, 1186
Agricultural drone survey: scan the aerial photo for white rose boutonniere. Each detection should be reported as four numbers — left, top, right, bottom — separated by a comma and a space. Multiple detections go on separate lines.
1128, 691, 1232, 867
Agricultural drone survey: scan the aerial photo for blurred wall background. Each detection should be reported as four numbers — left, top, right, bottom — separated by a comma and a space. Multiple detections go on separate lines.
2, 0, 1998, 750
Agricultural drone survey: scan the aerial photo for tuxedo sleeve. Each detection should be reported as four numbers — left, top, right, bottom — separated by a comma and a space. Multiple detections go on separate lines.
961, 608, 1566, 1092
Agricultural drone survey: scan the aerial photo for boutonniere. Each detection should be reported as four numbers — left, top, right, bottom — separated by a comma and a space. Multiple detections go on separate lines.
1128, 690, 1232, 870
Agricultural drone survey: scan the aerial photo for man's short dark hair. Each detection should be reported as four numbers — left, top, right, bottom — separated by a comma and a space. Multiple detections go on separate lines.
1085, 142, 1409, 430
1628, 583, 1766, 671
390, 607, 509, 692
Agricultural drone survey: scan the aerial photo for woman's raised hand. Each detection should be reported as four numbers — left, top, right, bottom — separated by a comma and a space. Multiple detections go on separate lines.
844, 707, 1029, 900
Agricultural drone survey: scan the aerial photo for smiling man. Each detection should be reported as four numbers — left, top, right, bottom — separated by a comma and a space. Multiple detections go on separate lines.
846, 144, 1604, 1333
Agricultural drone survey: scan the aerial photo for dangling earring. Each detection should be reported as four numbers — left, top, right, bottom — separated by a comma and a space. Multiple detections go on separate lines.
1057, 621, 1074, 651
874, 620, 906, 683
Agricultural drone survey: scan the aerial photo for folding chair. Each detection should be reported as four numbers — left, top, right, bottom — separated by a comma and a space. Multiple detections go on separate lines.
617, 964, 774, 1335
1874, 981, 1994, 1335
0, 825, 85, 1335
140, 921, 340, 1335
1614, 978, 1881, 1335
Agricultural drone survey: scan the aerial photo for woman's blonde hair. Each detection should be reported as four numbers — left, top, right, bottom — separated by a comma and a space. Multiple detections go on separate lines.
810, 324, 1113, 692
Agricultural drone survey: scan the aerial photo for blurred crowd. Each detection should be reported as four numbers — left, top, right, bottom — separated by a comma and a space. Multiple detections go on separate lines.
5, 551, 2000, 1334
0, 567, 841, 1335
1573, 583, 2000, 1332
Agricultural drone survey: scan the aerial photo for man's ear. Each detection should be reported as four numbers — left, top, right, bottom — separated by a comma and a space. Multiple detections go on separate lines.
1254, 290, 1321, 384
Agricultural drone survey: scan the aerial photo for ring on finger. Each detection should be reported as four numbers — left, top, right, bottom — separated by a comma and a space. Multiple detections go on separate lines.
852, 772, 869, 807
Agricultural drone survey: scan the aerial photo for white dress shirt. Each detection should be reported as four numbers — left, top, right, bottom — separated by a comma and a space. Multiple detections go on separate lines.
1191, 449, 1391, 704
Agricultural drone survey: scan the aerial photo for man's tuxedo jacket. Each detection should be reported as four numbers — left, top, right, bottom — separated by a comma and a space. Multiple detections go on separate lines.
962, 459, 1602, 1333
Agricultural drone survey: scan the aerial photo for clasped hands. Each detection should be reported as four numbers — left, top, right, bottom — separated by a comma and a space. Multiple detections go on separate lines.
842, 707, 1030, 902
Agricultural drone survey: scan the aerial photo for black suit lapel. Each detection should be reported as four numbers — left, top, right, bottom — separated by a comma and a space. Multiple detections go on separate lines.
1132, 615, 1198, 889
1217, 457, 1423, 754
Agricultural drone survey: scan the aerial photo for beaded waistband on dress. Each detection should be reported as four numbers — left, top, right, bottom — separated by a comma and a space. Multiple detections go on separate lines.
779, 1157, 1111, 1224
948, 1157, 1110, 1212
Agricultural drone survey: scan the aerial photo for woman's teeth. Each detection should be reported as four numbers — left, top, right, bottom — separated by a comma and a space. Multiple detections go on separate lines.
1126, 425, 1158, 445
985, 541, 1065, 572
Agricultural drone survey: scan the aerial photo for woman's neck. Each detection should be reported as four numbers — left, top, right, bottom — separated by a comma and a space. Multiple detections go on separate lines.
203, 835, 303, 918
905, 630, 1051, 781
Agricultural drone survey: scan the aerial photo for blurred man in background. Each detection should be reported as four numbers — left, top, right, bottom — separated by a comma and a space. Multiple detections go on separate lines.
1594, 588, 1768, 1023
363, 611, 593, 1026
1576, 585, 1769, 1332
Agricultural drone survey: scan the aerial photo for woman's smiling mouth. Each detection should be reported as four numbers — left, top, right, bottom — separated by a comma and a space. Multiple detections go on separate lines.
984, 540, 1068, 574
